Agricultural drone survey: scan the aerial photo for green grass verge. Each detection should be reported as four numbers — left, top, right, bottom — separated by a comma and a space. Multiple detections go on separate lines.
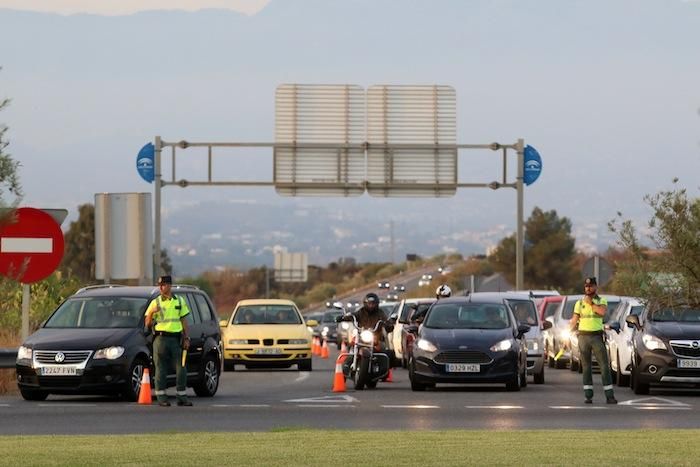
0, 429, 696, 466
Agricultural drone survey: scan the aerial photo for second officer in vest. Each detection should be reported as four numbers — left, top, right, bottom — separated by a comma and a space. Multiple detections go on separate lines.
569, 276, 617, 404
145, 275, 193, 407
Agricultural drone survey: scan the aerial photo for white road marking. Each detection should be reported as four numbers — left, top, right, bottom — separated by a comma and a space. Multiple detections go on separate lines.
634, 406, 691, 411
464, 405, 523, 409
285, 395, 358, 404
619, 397, 690, 407
549, 406, 608, 410
211, 404, 271, 408
296, 404, 356, 408
294, 372, 310, 383
1, 237, 53, 253
38, 403, 97, 407
382, 405, 439, 409
0, 404, 10, 407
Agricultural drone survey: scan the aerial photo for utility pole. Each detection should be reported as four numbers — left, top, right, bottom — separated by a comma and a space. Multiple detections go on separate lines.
390, 220, 395, 264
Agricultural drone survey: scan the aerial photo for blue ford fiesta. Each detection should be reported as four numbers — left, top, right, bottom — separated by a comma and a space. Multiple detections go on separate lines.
409, 296, 530, 391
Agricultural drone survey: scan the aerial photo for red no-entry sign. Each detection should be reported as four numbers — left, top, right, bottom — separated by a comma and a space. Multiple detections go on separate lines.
0, 207, 65, 283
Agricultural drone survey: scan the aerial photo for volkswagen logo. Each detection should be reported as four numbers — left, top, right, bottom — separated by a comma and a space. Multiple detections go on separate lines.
693, 342, 699, 349
459, 345, 468, 350
54, 352, 65, 363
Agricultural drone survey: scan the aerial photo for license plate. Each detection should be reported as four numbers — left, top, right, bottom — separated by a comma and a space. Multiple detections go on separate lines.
255, 348, 282, 355
678, 359, 700, 368
446, 363, 480, 373
40, 366, 77, 376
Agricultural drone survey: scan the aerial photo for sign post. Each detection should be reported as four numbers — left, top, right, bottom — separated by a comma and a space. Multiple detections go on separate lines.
0, 207, 66, 339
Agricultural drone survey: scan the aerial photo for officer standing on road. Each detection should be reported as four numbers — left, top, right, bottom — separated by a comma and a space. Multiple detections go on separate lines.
144, 275, 193, 407
569, 277, 617, 404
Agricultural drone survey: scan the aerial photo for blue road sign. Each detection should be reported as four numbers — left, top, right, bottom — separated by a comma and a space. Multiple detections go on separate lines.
136, 143, 155, 183
523, 145, 542, 186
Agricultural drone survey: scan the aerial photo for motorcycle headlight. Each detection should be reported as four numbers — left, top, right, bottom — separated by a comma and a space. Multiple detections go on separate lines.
642, 334, 667, 351
490, 339, 513, 352
322, 326, 329, 336
288, 339, 308, 345
360, 330, 374, 344
94, 346, 125, 360
416, 338, 437, 352
16, 345, 32, 361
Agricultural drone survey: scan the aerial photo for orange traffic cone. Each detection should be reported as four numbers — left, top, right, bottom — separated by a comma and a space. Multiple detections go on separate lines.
332, 356, 346, 392
384, 367, 394, 383
312, 337, 320, 356
137, 368, 152, 405
321, 339, 329, 359
340, 340, 348, 354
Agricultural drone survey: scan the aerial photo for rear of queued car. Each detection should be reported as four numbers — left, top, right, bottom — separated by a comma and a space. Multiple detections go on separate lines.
223, 300, 313, 371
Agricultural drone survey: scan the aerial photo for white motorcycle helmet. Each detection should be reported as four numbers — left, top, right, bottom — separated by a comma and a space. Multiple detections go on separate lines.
436, 284, 452, 299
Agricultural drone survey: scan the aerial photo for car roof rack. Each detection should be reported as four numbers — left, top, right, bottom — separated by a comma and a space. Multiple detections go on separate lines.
75, 284, 127, 294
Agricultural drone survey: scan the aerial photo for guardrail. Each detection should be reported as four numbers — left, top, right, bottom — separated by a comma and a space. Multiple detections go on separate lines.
0, 348, 17, 369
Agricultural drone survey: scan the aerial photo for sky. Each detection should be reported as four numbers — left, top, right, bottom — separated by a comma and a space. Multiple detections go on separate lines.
0, 0, 699, 263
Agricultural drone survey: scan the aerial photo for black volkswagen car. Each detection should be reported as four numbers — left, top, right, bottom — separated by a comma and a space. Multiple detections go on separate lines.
409, 296, 530, 391
627, 304, 700, 394
15, 284, 222, 401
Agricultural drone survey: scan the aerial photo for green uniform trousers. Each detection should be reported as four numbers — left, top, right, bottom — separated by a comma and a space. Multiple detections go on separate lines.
578, 332, 615, 400
153, 334, 189, 403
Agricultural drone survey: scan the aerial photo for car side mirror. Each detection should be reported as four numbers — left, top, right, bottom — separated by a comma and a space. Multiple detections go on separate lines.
219, 319, 228, 328
607, 322, 621, 334
306, 319, 319, 327
517, 324, 530, 338
541, 320, 553, 330
406, 324, 419, 335
545, 316, 554, 324
625, 315, 641, 330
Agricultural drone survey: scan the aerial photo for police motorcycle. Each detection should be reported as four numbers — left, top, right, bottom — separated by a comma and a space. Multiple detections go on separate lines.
338, 314, 393, 390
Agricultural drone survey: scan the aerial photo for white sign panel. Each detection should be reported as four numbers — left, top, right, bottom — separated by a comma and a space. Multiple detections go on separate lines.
275, 84, 365, 197
274, 252, 308, 282
95, 193, 153, 282
366, 85, 457, 197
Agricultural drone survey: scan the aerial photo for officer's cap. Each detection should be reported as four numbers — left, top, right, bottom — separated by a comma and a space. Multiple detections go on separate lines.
584, 277, 597, 286
158, 275, 172, 285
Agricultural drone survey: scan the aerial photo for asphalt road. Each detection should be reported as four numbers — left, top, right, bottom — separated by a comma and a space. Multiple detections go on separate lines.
2, 347, 700, 435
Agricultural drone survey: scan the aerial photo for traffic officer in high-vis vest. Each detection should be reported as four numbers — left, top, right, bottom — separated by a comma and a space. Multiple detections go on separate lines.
569, 277, 617, 404
144, 275, 192, 407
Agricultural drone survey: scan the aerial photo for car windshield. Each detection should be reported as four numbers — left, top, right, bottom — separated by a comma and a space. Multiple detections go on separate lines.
424, 303, 510, 330
506, 300, 538, 326
322, 311, 343, 323
649, 307, 700, 322
543, 302, 560, 320
603, 301, 621, 322
233, 305, 302, 324
44, 297, 148, 328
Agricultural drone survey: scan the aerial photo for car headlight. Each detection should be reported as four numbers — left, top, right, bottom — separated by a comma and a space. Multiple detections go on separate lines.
490, 339, 513, 352
288, 339, 308, 345
228, 339, 249, 345
341, 322, 350, 330
560, 329, 571, 341
642, 334, 667, 351
306, 326, 314, 333
16, 345, 32, 361
360, 330, 374, 344
322, 326, 329, 336
416, 338, 437, 352
94, 346, 125, 360
527, 339, 538, 351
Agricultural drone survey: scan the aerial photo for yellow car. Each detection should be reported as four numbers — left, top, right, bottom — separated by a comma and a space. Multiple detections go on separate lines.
221, 299, 316, 371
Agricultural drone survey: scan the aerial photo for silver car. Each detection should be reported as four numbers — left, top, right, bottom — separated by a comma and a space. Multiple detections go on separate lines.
606, 298, 645, 387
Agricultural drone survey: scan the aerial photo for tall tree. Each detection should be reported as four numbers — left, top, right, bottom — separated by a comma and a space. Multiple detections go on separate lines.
609, 180, 700, 307
60, 204, 95, 281
0, 83, 22, 225
490, 207, 578, 291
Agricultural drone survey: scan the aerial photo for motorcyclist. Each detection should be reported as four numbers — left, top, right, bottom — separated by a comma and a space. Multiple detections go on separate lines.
412, 284, 452, 324
337, 292, 394, 349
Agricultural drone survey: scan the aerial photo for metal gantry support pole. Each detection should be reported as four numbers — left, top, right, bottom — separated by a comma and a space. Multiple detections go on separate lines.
154, 136, 163, 281
515, 138, 525, 291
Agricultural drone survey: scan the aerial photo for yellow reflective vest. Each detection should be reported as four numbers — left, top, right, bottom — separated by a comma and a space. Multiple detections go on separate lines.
145, 295, 190, 333
574, 296, 607, 332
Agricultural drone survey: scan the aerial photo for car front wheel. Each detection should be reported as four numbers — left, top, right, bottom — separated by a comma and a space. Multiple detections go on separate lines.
122, 358, 147, 402
194, 354, 220, 397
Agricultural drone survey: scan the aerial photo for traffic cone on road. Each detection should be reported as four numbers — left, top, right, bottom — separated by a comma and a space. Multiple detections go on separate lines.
384, 367, 394, 383
321, 339, 330, 359
312, 337, 319, 356
332, 356, 346, 393
340, 340, 348, 354
137, 368, 152, 405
